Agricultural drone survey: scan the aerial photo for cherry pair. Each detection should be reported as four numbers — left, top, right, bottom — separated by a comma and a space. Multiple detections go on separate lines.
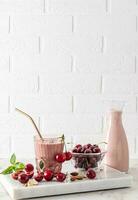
55, 151, 72, 163
43, 169, 66, 182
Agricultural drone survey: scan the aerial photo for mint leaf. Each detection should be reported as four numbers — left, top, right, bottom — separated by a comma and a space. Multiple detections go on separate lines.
61, 134, 65, 142
10, 153, 16, 165
0, 166, 14, 175
0, 154, 25, 175
14, 162, 25, 171
39, 160, 44, 170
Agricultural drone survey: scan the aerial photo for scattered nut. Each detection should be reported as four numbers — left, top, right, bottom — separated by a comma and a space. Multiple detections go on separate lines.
70, 172, 86, 181
70, 177, 76, 181
70, 172, 79, 176
25, 179, 38, 187
76, 175, 84, 180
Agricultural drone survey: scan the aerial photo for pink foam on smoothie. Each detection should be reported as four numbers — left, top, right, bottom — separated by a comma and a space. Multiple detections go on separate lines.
34, 136, 64, 173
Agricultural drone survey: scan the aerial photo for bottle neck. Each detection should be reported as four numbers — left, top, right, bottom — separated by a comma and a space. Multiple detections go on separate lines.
110, 110, 122, 123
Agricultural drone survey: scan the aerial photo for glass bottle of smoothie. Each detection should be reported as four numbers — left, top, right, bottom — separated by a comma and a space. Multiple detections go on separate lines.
105, 108, 129, 172
34, 136, 64, 173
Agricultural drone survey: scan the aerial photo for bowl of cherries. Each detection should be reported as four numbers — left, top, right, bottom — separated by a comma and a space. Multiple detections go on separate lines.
72, 143, 107, 171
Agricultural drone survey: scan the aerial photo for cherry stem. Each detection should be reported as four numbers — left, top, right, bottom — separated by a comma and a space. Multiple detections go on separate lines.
97, 141, 108, 145
60, 134, 67, 152
64, 143, 67, 152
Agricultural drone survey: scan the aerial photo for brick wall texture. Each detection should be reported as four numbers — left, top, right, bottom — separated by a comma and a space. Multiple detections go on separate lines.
0, 0, 138, 158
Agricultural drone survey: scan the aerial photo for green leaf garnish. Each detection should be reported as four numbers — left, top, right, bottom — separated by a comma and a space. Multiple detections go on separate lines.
0, 166, 14, 175
60, 134, 68, 152
10, 153, 16, 165
0, 153, 25, 175
14, 162, 25, 171
60, 134, 65, 142
39, 160, 44, 170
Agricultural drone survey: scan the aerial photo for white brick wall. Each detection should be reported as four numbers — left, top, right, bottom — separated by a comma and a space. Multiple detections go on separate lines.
0, 35, 39, 55
0, 0, 138, 159
102, 75, 138, 94
40, 114, 102, 135
10, 95, 72, 114
40, 73, 101, 95
74, 54, 135, 73
47, 0, 106, 15
11, 15, 73, 35
0, 0, 43, 14
0, 15, 9, 34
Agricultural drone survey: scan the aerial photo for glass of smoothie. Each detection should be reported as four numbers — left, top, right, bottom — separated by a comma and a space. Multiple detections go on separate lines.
34, 135, 64, 173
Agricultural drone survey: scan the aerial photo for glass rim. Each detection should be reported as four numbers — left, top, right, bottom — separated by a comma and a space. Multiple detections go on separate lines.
72, 150, 107, 156
109, 109, 122, 113
34, 135, 64, 141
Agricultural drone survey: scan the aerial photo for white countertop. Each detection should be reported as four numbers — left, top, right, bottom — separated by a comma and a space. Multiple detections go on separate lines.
0, 160, 138, 200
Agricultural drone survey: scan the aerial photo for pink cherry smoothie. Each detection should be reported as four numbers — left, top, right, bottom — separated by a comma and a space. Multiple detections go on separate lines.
34, 136, 64, 173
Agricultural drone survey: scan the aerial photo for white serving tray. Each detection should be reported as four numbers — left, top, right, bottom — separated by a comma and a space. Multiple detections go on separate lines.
0, 165, 133, 200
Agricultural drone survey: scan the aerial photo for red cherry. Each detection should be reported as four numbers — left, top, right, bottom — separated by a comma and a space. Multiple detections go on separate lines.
11, 172, 19, 180
86, 144, 92, 148
83, 145, 88, 148
89, 144, 98, 151
65, 152, 72, 161
34, 172, 43, 182
55, 153, 66, 163
92, 147, 101, 153
11, 171, 24, 180
25, 163, 34, 173
72, 148, 78, 153
93, 144, 99, 149
11, 173, 18, 180
37, 171, 44, 176
75, 144, 82, 148
86, 168, 96, 179
26, 171, 34, 179
89, 145, 94, 151
18, 173, 29, 184
84, 149, 92, 153
80, 145, 87, 153
77, 147, 82, 153
56, 172, 66, 182
44, 169, 54, 181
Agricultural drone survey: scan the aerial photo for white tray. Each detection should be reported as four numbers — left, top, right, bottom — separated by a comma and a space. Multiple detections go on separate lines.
0, 165, 133, 200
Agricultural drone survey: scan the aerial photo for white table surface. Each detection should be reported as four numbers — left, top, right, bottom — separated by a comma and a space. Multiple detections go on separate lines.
0, 160, 138, 200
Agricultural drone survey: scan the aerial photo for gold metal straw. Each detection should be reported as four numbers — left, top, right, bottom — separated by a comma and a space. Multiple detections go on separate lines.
15, 108, 43, 140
